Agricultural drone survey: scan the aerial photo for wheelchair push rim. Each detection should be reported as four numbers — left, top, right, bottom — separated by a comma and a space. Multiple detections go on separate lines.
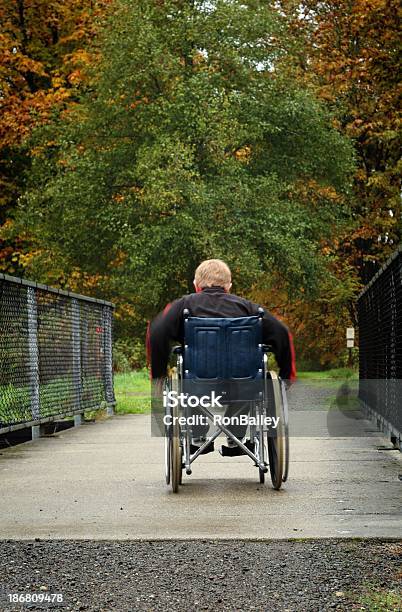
266, 371, 286, 490
280, 379, 290, 483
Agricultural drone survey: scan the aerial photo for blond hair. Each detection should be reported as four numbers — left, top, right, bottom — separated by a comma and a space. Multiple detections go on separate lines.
194, 259, 232, 290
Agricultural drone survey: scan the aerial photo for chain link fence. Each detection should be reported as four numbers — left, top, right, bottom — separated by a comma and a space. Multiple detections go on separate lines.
0, 274, 115, 434
358, 245, 402, 448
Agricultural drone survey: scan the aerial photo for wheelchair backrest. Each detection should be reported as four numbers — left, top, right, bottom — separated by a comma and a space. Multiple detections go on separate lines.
183, 314, 264, 381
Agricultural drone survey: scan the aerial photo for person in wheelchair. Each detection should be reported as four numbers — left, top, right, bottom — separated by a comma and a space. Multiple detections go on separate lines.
148, 258, 296, 456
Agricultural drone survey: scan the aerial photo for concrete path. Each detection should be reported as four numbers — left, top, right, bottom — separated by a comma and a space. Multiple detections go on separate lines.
1, 395, 401, 540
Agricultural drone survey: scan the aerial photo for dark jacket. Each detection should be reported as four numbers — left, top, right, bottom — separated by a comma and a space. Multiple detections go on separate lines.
148, 286, 296, 382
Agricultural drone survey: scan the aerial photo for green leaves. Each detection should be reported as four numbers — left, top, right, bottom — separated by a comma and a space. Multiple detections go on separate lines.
17, 0, 355, 332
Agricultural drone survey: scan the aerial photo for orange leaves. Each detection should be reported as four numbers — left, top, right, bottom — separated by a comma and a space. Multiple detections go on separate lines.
234, 145, 251, 163
292, 178, 343, 209
113, 302, 136, 321
129, 95, 150, 110
68, 269, 106, 294
255, 262, 360, 368
67, 69, 83, 85
0, 0, 111, 274
287, 0, 401, 284
0, 0, 109, 150
64, 47, 94, 69
109, 250, 128, 268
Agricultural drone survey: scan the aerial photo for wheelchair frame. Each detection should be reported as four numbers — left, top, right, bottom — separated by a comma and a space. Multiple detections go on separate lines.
164, 315, 289, 493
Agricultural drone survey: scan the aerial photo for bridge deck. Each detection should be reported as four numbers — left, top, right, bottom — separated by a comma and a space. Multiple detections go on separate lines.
0, 392, 401, 539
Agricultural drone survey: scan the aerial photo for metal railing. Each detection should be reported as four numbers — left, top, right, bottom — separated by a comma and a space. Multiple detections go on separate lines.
0, 274, 115, 435
357, 245, 402, 449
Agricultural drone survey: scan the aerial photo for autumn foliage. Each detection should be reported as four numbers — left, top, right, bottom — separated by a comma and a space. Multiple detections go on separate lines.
267, 0, 401, 366
0, 0, 111, 272
0, 0, 400, 369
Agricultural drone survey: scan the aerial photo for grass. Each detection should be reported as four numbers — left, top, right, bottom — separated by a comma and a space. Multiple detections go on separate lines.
352, 584, 402, 611
296, 368, 359, 392
114, 370, 151, 414
297, 367, 358, 381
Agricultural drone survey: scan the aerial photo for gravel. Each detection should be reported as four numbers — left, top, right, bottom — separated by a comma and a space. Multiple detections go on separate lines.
0, 539, 401, 611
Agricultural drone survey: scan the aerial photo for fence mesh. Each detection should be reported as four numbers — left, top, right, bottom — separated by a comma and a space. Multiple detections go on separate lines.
0, 275, 115, 431
358, 246, 402, 437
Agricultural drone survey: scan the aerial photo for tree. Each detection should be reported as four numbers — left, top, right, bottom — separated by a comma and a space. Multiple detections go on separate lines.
0, 0, 111, 273
281, 0, 401, 281
258, 0, 402, 367
14, 0, 354, 341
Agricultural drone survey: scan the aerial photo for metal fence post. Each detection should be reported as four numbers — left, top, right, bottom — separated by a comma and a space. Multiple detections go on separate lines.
72, 298, 83, 426
103, 306, 115, 416
27, 287, 41, 439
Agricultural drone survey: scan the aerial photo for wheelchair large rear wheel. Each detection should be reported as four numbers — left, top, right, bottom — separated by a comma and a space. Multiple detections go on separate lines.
266, 371, 285, 490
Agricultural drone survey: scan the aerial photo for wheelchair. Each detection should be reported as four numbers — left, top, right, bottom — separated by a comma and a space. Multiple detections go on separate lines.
164, 309, 289, 492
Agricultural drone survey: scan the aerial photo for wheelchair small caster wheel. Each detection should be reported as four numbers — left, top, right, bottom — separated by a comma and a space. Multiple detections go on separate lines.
186, 468, 192, 475
259, 468, 265, 484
